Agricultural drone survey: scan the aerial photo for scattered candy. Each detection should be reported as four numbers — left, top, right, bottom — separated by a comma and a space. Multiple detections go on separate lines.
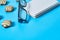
2, 20, 12, 28
0, 0, 6, 5
5, 6, 13, 12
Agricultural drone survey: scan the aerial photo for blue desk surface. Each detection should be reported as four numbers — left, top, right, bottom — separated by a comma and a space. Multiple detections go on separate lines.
0, 0, 60, 40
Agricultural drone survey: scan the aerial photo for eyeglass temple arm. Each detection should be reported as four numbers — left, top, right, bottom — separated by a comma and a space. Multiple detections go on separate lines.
18, 0, 28, 23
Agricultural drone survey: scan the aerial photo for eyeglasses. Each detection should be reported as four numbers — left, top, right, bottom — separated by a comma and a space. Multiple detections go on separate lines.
18, 0, 29, 23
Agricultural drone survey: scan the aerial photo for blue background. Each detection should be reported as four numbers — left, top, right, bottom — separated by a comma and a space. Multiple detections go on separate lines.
0, 0, 60, 40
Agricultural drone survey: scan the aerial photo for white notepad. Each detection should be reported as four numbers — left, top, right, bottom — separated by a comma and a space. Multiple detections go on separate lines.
25, 0, 59, 18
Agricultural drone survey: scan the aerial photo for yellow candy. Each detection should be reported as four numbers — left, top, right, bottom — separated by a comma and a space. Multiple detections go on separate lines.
0, 0, 6, 5
2, 20, 11, 28
5, 6, 13, 12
